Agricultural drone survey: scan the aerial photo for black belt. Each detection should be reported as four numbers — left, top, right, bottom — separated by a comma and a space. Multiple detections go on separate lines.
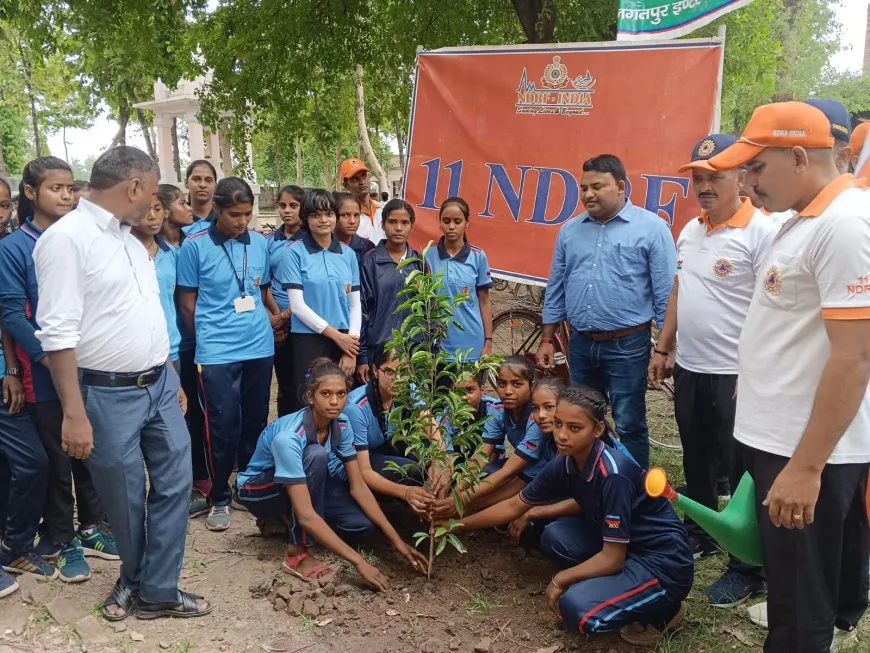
79, 364, 165, 388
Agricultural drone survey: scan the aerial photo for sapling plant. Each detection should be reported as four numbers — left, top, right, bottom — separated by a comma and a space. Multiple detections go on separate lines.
384, 243, 500, 578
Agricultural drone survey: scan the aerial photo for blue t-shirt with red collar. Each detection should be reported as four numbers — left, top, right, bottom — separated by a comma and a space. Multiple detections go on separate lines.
520, 439, 693, 591
0, 219, 57, 402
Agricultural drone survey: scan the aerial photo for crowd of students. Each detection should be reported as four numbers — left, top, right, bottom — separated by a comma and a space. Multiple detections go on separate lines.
0, 100, 868, 651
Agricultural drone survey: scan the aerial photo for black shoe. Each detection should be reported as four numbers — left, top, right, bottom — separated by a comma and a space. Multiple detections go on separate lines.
690, 536, 722, 560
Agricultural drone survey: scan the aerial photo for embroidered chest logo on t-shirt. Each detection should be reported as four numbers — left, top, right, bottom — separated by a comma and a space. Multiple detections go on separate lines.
763, 265, 783, 295
712, 258, 734, 279
345, 283, 351, 295
460, 287, 470, 296
604, 515, 621, 529
254, 276, 261, 289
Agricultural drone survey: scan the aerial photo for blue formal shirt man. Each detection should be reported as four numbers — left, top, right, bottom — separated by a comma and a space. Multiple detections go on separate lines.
537, 155, 676, 468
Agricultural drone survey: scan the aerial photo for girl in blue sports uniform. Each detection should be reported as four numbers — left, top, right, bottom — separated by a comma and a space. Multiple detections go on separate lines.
268, 185, 304, 417
131, 193, 183, 375
424, 197, 493, 361
277, 189, 362, 412
343, 343, 436, 517
334, 192, 375, 268
435, 356, 549, 517
178, 177, 282, 533
183, 160, 218, 234
157, 184, 193, 248
451, 386, 694, 646
237, 358, 427, 588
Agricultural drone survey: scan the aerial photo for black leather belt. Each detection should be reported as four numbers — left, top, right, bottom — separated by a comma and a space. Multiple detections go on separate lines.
79, 364, 164, 388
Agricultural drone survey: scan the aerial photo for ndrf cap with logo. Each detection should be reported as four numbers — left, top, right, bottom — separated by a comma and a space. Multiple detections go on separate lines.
340, 157, 369, 180
678, 134, 738, 172
804, 98, 852, 143
708, 101, 835, 170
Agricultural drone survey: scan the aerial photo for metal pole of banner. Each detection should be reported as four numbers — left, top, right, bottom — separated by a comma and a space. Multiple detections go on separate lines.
711, 23, 727, 133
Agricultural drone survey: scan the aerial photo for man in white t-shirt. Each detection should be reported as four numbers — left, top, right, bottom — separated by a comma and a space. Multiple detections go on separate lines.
708, 101, 870, 652
650, 134, 776, 605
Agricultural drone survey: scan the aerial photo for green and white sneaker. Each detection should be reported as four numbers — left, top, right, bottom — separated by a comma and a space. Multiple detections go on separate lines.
57, 540, 91, 583
78, 526, 120, 560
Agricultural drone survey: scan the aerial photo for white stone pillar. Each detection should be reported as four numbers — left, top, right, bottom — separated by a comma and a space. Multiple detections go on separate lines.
154, 113, 178, 184
207, 132, 222, 178
186, 113, 206, 162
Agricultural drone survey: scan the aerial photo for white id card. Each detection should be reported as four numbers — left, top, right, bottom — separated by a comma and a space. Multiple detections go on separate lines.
233, 295, 255, 313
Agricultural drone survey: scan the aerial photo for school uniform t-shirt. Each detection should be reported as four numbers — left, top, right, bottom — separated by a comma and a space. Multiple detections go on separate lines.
344, 384, 394, 451
425, 239, 492, 361
237, 407, 357, 485
267, 227, 295, 312
481, 400, 531, 454
0, 219, 57, 402
278, 233, 360, 334
154, 239, 182, 361
520, 440, 693, 591
177, 223, 274, 365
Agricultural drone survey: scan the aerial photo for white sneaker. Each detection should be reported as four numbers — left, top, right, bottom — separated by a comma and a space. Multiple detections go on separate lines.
206, 505, 231, 531
830, 627, 859, 652
747, 601, 768, 628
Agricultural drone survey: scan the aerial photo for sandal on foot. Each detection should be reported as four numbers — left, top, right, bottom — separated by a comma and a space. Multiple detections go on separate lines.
282, 550, 333, 583
620, 600, 687, 645
136, 590, 213, 620
101, 580, 138, 622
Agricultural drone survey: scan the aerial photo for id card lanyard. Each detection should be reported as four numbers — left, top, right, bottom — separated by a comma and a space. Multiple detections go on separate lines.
220, 242, 248, 298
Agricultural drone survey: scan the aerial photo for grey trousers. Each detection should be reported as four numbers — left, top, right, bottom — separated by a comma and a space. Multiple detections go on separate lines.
82, 365, 192, 603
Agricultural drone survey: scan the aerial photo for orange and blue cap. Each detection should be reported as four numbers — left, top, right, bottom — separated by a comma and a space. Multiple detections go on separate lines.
678, 134, 738, 172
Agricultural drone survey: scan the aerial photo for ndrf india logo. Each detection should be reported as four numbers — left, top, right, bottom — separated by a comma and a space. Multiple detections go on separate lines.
515, 55, 596, 116
763, 265, 783, 295
712, 258, 734, 279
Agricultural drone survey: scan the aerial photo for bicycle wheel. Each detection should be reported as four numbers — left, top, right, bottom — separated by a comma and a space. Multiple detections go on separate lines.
491, 309, 542, 358
646, 379, 681, 450
491, 309, 570, 381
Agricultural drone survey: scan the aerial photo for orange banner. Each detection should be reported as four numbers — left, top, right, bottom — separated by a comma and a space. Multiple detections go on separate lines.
403, 41, 723, 283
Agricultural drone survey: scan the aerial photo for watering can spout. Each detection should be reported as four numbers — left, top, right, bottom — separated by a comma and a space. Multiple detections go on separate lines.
645, 468, 764, 567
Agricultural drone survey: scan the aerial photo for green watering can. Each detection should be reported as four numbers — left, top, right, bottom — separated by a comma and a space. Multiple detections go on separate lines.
645, 467, 764, 567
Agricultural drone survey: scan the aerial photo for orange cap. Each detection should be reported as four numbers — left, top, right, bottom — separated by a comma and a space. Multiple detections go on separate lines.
340, 157, 369, 180
708, 101, 835, 170
851, 122, 869, 156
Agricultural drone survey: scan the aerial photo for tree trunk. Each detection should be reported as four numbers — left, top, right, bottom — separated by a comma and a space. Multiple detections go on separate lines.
111, 104, 130, 147
354, 64, 390, 193
62, 125, 69, 163
274, 139, 284, 189
137, 109, 158, 163
334, 143, 343, 191
0, 138, 7, 178
772, 0, 800, 102
295, 138, 303, 186
320, 151, 334, 190
171, 117, 182, 182
511, 0, 557, 43
395, 114, 406, 180
18, 42, 41, 157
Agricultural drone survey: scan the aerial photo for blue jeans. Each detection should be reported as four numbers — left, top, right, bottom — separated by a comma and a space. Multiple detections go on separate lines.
81, 365, 192, 603
0, 405, 48, 556
568, 328, 651, 468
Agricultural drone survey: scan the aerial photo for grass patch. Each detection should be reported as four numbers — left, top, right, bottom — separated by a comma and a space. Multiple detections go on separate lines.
172, 638, 195, 653
458, 585, 501, 616
300, 615, 317, 630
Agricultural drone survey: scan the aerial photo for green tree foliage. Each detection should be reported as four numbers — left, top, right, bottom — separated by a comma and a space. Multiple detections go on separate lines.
813, 70, 870, 115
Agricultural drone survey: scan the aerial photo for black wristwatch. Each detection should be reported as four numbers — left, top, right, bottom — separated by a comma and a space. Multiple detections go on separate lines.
4, 367, 20, 377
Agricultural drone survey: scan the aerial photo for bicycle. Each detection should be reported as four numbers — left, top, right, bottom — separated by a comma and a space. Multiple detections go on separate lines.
490, 280, 680, 451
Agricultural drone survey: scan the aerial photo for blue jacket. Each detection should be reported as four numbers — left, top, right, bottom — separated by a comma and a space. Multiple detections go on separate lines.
359, 243, 424, 364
